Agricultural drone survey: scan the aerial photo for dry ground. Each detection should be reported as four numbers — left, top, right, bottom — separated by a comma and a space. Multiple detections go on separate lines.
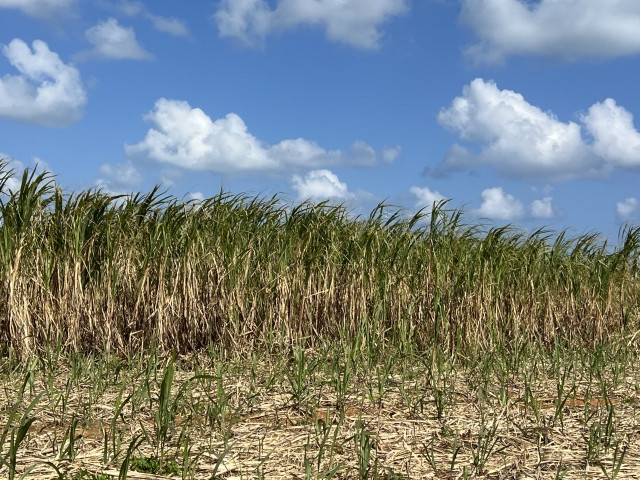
2, 350, 640, 479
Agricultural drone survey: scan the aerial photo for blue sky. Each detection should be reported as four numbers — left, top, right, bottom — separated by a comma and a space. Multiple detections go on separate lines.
1, 0, 640, 245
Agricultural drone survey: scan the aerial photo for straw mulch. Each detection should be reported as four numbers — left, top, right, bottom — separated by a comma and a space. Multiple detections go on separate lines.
2, 357, 640, 479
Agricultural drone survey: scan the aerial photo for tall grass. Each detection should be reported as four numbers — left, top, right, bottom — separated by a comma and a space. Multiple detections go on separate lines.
0, 161, 638, 358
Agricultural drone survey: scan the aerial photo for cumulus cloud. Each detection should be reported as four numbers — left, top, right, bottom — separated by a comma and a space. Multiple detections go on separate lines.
529, 196, 556, 219
0, 39, 86, 126
460, 0, 640, 63
409, 186, 446, 209
214, 0, 408, 49
0, 0, 74, 18
437, 78, 595, 181
126, 98, 391, 174
436, 78, 640, 182
582, 99, 640, 168
617, 197, 639, 222
474, 187, 524, 221
79, 18, 152, 61
127, 99, 275, 171
116, 1, 189, 37
291, 169, 353, 201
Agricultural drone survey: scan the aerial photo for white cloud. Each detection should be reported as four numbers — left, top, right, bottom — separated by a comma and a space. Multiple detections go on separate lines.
582, 98, 640, 168
81, 18, 152, 60
268, 138, 333, 168
187, 191, 204, 202
382, 145, 401, 164
116, 0, 143, 16
214, 0, 408, 49
117, 1, 189, 37
0, 39, 86, 127
347, 141, 401, 167
437, 78, 595, 181
127, 99, 275, 171
437, 78, 640, 182
98, 161, 143, 187
530, 196, 556, 219
95, 161, 145, 197
617, 197, 639, 222
409, 186, 446, 209
126, 98, 390, 174
461, 0, 640, 63
0, 0, 74, 18
474, 187, 524, 221
291, 169, 353, 201
214, 0, 270, 45
148, 15, 189, 37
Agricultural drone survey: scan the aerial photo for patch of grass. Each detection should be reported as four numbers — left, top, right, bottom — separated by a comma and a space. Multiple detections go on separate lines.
130, 455, 181, 476
70, 470, 111, 480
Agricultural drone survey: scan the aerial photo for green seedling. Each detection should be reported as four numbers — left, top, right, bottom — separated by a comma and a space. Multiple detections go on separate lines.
118, 434, 143, 480
209, 441, 234, 479
286, 346, 313, 409
585, 422, 603, 466
553, 365, 576, 429
421, 436, 438, 473
351, 418, 377, 479
600, 440, 628, 480
59, 414, 81, 461
106, 388, 133, 463
0, 392, 42, 480
155, 357, 176, 458
471, 411, 501, 475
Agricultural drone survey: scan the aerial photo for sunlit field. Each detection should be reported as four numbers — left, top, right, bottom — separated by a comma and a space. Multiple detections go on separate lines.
1, 163, 640, 479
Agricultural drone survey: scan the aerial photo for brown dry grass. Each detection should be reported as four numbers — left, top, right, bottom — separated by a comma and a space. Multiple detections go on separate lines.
0, 165, 639, 360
